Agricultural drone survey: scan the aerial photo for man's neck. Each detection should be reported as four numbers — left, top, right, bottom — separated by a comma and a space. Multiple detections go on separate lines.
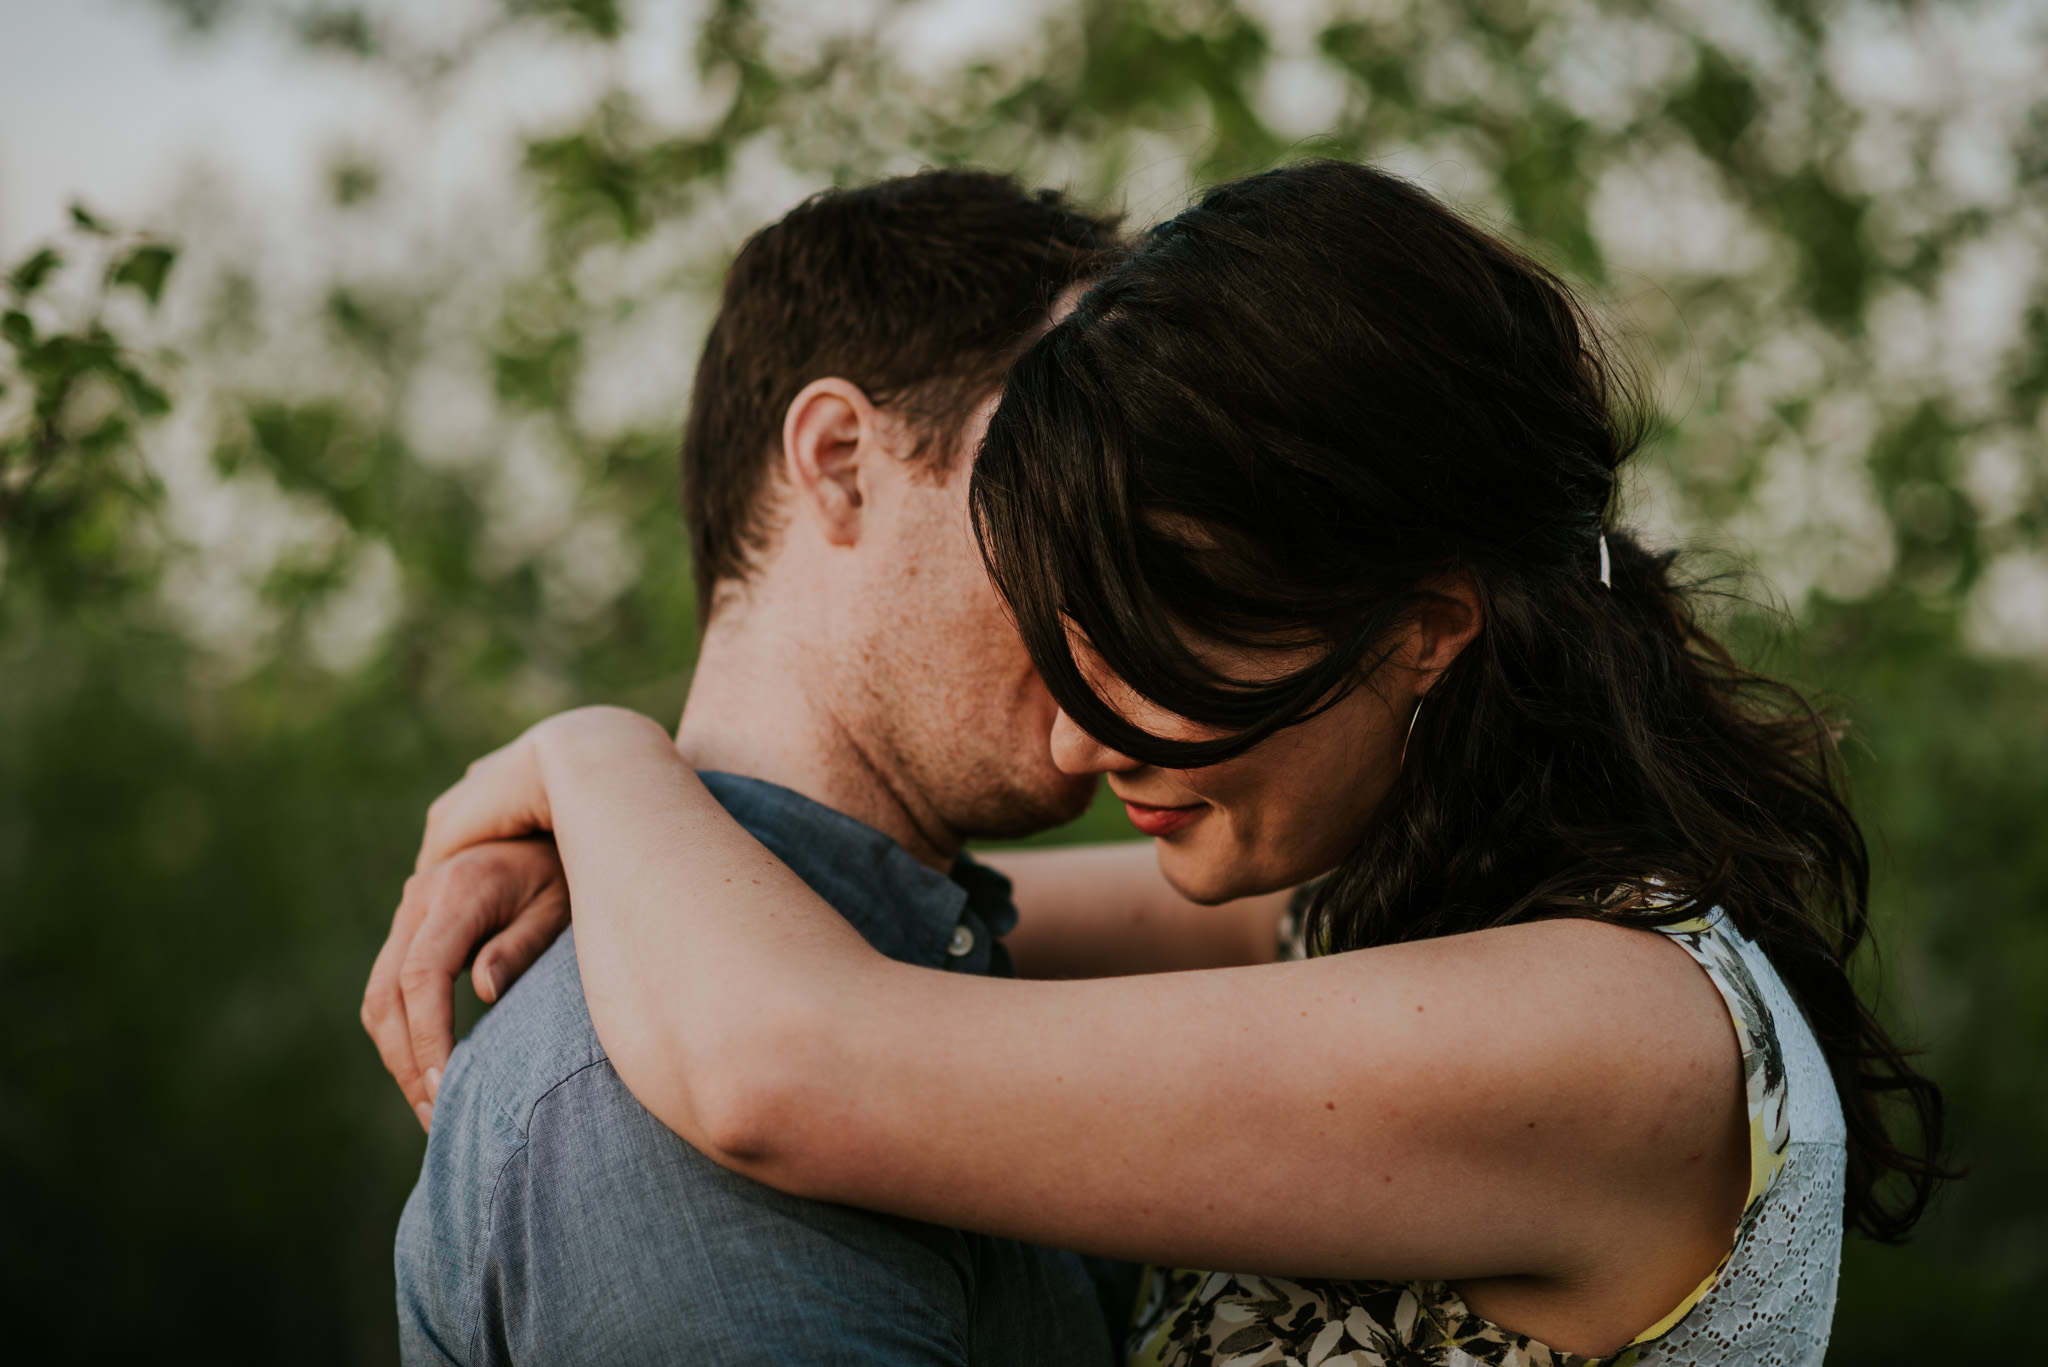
673, 601, 961, 873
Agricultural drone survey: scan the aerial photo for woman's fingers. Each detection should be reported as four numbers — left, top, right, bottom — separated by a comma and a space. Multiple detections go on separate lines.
365, 839, 574, 1130
363, 873, 438, 1129
472, 873, 571, 1006
398, 841, 571, 1100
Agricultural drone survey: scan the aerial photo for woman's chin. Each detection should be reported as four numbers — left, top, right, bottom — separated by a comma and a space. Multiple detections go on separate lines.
1153, 836, 1255, 906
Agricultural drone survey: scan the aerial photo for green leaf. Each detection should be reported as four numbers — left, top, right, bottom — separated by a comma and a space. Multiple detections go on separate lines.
509, 0, 622, 41
68, 202, 111, 235
111, 245, 179, 308
2, 309, 34, 350
295, 6, 379, 58
9, 248, 63, 298
120, 367, 172, 419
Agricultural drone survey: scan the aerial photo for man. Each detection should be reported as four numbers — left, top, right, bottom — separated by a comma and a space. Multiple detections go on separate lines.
368, 171, 1124, 1365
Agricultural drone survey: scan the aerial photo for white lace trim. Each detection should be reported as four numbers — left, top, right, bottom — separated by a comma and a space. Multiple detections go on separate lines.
1640, 1142, 1843, 1366
1641, 917, 1846, 1366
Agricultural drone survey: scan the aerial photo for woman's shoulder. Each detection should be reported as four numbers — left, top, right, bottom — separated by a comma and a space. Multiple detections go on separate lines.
1652, 907, 1847, 1150
1442, 909, 1842, 1153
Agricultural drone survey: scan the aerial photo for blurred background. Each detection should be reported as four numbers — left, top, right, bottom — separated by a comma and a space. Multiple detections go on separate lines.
2, 0, 2043, 1360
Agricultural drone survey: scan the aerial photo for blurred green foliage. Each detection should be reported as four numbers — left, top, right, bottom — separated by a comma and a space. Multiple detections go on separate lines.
4, 1, 2045, 1360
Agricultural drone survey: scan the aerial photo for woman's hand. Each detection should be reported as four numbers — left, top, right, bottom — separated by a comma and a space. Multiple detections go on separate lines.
362, 839, 570, 1129
363, 705, 676, 1128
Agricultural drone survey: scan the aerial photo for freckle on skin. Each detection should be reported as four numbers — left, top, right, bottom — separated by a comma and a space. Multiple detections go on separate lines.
1326, 1101, 1335, 1111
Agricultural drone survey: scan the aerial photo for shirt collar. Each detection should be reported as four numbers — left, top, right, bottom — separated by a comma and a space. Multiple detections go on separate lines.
699, 772, 1017, 974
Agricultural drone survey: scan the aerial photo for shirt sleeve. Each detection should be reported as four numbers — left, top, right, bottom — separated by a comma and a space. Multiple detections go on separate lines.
458, 1061, 983, 1367
395, 933, 1106, 1367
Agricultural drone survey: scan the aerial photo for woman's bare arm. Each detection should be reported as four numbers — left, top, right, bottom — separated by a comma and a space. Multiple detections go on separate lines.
985, 842, 1291, 978
359, 796, 1282, 1119
419, 707, 1749, 1351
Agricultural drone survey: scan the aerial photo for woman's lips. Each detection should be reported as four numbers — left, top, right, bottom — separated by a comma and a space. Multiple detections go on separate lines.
1122, 800, 1207, 838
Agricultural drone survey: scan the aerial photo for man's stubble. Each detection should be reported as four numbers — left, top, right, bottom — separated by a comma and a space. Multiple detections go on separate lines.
833, 449, 1096, 849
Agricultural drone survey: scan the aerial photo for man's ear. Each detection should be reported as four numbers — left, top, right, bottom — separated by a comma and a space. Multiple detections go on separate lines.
1411, 572, 1484, 690
782, 378, 882, 548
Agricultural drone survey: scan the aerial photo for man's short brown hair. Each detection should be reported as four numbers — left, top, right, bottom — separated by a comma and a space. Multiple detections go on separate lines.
680, 170, 1124, 618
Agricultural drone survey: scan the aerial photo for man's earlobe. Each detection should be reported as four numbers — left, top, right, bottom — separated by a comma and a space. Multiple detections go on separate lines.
782, 378, 876, 548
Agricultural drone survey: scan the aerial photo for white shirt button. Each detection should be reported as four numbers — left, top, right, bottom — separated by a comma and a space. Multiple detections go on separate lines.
946, 925, 975, 957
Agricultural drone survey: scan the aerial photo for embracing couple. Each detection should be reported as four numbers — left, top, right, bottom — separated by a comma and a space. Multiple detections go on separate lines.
363, 162, 1940, 1367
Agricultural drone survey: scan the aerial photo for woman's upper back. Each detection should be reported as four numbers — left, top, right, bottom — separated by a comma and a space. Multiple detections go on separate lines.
1126, 909, 1847, 1367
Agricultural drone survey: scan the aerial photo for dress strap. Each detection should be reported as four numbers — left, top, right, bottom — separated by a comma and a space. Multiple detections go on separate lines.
1616, 910, 1795, 1355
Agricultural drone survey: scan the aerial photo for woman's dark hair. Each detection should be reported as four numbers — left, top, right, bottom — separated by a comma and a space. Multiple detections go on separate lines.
970, 159, 1944, 1242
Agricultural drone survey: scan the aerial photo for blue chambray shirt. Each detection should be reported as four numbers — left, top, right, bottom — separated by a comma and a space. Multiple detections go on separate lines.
395, 772, 1111, 1366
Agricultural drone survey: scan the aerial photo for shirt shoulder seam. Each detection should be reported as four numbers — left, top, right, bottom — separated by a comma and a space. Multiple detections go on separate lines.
461, 1054, 616, 1364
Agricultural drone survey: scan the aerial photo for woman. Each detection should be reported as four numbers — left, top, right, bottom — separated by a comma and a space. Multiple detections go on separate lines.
405, 161, 1942, 1364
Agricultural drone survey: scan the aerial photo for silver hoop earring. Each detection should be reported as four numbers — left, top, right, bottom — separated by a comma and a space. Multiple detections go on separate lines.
1399, 693, 1426, 771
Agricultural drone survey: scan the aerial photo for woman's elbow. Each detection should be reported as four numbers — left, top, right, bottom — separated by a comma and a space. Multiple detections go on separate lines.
612, 1024, 823, 1173
686, 1063, 793, 1167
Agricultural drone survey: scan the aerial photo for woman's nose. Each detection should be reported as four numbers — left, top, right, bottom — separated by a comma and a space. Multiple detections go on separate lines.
1049, 707, 1143, 776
